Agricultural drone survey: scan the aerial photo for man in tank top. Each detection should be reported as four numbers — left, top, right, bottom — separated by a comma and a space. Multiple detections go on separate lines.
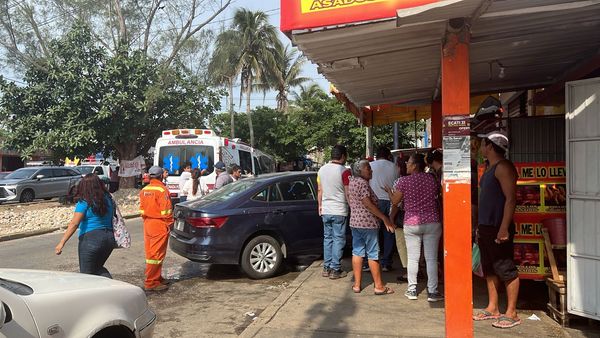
473, 130, 521, 329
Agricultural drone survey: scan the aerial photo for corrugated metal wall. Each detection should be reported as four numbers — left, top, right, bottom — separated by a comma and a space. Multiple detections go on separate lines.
509, 116, 565, 163
566, 78, 600, 321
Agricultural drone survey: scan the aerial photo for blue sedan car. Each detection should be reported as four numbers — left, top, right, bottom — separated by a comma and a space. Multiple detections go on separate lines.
169, 172, 324, 279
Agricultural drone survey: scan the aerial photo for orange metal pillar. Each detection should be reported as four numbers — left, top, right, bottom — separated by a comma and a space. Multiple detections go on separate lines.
441, 19, 473, 338
431, 101, 442, 148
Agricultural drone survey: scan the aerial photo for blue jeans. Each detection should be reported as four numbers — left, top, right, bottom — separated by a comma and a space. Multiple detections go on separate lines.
351, 228, 379, 260
377, 200, 395, 267
322, 215, 347, 271
179, 195, 188, 203
78, 228, 115, 278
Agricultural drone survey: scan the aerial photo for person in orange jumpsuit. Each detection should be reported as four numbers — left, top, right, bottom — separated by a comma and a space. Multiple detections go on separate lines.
139, 165, 174, 291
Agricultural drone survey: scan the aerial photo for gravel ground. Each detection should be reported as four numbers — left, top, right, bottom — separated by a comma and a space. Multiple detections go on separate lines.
0, 189, 141, 236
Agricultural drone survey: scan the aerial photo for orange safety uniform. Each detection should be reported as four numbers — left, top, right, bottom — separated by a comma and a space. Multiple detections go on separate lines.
139, 178, 173, 289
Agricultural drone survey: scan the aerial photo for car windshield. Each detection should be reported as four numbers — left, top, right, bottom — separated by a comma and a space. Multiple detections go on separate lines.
4, 168, 38, 179
77, 166, 94, 175
200, 180, 257, 202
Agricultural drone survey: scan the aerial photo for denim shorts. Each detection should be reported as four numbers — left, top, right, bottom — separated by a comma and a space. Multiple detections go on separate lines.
351, 227, 379, 260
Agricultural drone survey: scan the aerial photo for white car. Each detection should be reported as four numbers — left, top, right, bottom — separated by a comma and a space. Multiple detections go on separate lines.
0, 269, 155, 338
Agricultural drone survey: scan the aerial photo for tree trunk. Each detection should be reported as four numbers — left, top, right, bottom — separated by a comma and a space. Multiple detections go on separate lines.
229, 79, 235, 138
116, 142, 138, 189
246, 76, 254, 148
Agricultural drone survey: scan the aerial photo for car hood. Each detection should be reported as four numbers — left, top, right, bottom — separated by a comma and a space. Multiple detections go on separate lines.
0, 269, 136, 295
0, 178, 25, 185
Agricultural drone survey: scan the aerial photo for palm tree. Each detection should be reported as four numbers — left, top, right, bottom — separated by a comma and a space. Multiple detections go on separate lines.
208, 29, 242, 138
231, 9, 281, 148
292, 83, 327, 106
255, 45, 309, 113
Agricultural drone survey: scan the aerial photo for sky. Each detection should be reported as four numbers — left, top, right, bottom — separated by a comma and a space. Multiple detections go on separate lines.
218, 0, 330, 109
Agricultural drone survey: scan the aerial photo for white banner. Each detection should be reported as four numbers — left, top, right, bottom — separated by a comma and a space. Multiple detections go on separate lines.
119, 156, 146, 177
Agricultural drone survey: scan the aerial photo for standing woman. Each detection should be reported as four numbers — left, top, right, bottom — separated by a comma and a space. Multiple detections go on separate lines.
183, 168, 203, 201
55, 174, 116, 278
387, 153, 443, 301
348, 160, 396, 295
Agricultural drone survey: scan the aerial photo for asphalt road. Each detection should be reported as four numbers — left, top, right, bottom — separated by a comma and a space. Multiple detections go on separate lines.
0, 218, 301, 337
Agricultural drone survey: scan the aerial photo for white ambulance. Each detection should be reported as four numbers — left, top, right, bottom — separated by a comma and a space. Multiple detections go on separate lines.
153, 128, 275, 200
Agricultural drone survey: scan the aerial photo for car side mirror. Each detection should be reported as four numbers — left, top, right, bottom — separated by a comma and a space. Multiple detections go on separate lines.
0, 302, 6, 328
35, 174, 45, 180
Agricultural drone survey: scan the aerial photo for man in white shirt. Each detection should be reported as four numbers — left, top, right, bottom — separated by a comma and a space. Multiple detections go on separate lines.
369, 146, 399, 271
317, 145, 351, 279
178, 162, 192, 202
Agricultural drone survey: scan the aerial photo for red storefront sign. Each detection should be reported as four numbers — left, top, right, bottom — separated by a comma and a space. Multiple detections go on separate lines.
281, 0, 441, 32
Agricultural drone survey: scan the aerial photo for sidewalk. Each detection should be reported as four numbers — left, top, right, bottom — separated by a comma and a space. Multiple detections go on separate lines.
241, 258, 575, 338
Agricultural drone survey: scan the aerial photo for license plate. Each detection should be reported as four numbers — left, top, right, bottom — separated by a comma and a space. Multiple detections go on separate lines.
175, 219, 185, 231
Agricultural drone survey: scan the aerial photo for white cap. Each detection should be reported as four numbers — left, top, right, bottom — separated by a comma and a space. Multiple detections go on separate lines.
478, 130, 509, 152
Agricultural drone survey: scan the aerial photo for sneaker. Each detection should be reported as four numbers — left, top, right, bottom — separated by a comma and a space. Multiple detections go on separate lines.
362, 265, 370, 272
322, 267, 331, 277
427, 292, 445, 302
381, 265, 393, 272
329, 269, 348, 279
404, 290, 418, 300
144, 284, 169, 292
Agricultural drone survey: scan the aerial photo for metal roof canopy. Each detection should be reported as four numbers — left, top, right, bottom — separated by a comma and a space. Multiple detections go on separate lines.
290, 0, 600, 109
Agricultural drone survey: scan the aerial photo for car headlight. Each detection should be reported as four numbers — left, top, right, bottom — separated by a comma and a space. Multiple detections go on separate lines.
3, 186, 16, 195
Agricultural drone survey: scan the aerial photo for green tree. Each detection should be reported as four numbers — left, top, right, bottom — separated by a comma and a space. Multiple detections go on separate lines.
208, 29, 242, 138
229, 9, 281, 148
0, 23, 221, 186
0, 0, 231, 74
255, 45, 309, 113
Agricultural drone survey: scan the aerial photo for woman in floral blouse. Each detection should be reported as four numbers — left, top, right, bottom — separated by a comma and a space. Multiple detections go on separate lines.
348, 160, 395, 295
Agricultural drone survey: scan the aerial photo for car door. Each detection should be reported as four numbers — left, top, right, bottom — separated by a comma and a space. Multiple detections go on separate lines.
33, 169, 56, 198
52, 169, 73, 197
269, 176, 322, 255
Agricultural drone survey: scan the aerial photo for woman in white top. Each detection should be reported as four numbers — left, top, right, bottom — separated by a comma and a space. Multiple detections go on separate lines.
183, 168, 203, 201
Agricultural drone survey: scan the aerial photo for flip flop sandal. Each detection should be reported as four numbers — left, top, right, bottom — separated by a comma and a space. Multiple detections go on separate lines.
374, 286, 395, 295
352, 286, 361, 293
473, 310, 501, 321
492, 316, 522, 329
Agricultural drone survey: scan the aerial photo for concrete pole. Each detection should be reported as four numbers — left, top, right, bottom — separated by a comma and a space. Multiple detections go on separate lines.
366, 126, 373, 158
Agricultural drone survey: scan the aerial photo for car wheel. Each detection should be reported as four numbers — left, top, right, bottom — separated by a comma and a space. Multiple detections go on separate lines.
241, 235, 283, 279
19, 189, 34, 203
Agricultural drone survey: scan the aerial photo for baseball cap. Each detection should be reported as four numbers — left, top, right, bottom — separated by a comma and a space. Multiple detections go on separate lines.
214, 161, 226, 171
478, 130, 509, 152
148, 165, 163, 177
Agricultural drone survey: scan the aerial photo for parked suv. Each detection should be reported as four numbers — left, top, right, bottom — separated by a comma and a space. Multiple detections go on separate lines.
0, 166, 82, 203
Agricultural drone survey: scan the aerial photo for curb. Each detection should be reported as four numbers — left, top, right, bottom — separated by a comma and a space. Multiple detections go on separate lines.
239, 260, 321, 338
0, 213, 141, 242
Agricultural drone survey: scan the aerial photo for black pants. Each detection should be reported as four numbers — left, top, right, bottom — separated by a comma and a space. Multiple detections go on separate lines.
477, 224, 518, 282
78, 229, 115, 278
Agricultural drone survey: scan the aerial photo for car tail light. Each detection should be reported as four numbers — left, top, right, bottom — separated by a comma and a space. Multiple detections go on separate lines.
186, 216, 228, 228
224, 138, 229, 146
170, 193, 178, 197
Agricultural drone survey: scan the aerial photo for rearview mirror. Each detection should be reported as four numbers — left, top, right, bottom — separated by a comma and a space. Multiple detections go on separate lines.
35, 175, 45, 180
0, 302, 6, 328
